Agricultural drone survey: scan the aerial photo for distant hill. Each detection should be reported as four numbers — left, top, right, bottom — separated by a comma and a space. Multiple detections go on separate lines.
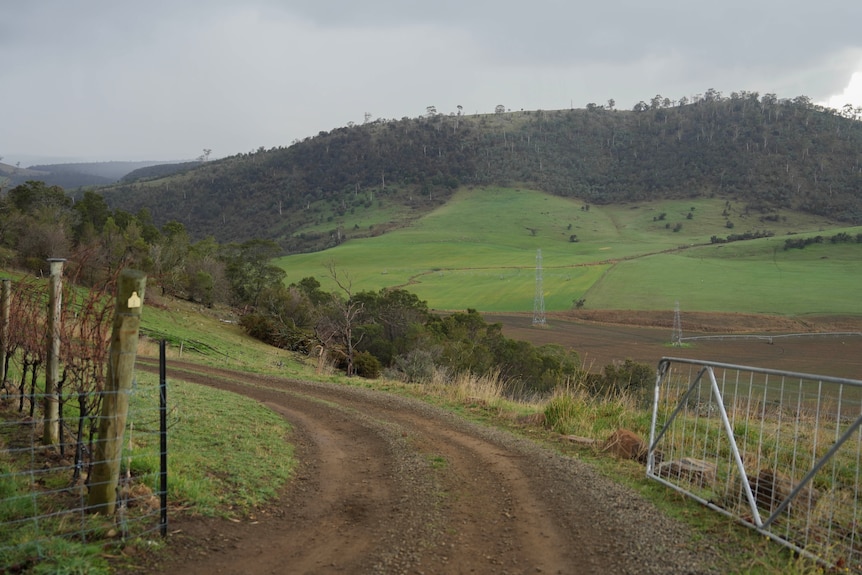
0, 162, 50, 191
2, 160, 182, 190
96, 92, 862, 252
0, 161, 50, 178
120, 161, 203, 183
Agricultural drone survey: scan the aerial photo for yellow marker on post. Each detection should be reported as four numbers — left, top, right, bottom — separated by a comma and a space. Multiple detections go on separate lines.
127, 291, 142, 309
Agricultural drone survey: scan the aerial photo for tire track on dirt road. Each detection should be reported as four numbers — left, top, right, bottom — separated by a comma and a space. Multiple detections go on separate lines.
135, 358, 724, 574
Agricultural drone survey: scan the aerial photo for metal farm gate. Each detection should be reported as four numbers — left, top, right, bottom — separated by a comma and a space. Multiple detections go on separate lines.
648, 357, 862, 571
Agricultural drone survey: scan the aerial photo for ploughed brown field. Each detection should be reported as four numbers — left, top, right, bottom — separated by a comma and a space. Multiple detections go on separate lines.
485, 310, 862, 380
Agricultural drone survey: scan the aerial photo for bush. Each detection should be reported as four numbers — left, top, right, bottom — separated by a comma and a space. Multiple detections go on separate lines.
393, 348, 438, 383
602, 360, 654, 396
581, 360, 654, 401
239, 313, 276, 343
352, 351, 381, 379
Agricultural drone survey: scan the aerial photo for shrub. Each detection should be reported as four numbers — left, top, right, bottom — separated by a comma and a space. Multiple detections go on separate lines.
602, 359, 654, 396
239, 313, 276, 343
581, 360, 654, 402
352, 351, 381, 379
393, 348, 438, 383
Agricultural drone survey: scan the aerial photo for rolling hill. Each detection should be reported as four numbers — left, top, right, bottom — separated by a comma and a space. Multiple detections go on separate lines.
96, 93, 862, 252
1, 160, 182, 190
272, 186, 861, 315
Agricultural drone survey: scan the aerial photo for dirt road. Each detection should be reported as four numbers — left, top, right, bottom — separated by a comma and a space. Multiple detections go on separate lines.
132, 360, 724, 575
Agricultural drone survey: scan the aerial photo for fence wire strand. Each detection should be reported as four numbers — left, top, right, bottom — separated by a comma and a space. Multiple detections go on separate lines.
1, 384, 163, 567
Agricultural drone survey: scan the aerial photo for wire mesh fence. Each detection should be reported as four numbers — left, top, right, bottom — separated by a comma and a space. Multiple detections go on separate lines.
0, 379, 165, 569
648, 357, 862, 571
0, 265, 163, 571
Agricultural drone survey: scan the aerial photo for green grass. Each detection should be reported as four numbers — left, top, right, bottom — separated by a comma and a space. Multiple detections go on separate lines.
274, 186, 860, 315
1, 538, 111, 575
138, 298, 299, 373
584, 239, 862, 314
132, 299, 308, 512
128, 371, 294, 515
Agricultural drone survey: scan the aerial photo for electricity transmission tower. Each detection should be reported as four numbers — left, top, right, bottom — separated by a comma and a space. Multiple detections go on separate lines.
672, 300, 683, 346
532, 249, 546, 327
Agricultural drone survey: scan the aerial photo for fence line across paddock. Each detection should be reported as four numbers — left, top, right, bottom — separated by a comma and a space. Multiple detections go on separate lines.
679, 331, 862, 343
648, 357, 862, 572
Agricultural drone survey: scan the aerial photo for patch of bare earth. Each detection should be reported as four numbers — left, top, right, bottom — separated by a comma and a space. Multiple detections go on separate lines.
561, 310, 862, 333
127, 360, 726, 575
486, 311, 862, 379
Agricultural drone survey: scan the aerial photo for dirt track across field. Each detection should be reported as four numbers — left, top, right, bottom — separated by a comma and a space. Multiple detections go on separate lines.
130, 360, 727, 575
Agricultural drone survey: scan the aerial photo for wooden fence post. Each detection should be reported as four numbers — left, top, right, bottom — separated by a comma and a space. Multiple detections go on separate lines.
0, 278, 10, 389
88, 269, 147, 514
43, 258, 65, 446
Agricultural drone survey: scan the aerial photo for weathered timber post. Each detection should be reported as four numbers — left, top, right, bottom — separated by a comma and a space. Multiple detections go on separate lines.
0, 278, 10, 389
88, 269, 146, 514
43, 258, 65, 446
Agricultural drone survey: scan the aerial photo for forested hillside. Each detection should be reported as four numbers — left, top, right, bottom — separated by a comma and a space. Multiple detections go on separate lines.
99, 91, 862, 251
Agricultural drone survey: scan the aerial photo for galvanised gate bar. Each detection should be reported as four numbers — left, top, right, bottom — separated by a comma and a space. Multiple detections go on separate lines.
648, 357, 862, 571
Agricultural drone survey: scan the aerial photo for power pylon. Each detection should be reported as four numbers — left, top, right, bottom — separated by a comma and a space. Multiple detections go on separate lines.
672, 300, 683, 346
532, 249, 546, 327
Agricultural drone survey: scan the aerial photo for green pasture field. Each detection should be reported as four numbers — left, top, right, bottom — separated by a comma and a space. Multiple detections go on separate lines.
275, 187, 860, 314
584, 237, 862, 315
403, 264, 608, 312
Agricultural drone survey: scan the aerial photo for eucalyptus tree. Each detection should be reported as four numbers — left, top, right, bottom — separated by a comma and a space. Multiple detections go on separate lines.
222, 239, 285, 307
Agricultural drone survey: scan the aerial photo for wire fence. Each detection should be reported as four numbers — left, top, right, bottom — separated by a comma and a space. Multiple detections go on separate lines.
680, 331, 862, 343
0, 377, 166, 569
648, 357, 862, 571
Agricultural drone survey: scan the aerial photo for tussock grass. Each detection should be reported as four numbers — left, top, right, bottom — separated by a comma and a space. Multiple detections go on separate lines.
414, 367, 653, 445
426, 369, 507, 408
543, 385, 647, 438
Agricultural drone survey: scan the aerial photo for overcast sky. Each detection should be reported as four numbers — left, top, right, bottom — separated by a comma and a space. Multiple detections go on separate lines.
2, 1, 862, 165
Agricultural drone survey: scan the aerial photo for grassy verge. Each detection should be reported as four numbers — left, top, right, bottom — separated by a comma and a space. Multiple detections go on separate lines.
128, 370, 294, 516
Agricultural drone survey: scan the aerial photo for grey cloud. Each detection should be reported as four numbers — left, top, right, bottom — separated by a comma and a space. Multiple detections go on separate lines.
2, 0, 861, 160
278, 0, 862, 96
